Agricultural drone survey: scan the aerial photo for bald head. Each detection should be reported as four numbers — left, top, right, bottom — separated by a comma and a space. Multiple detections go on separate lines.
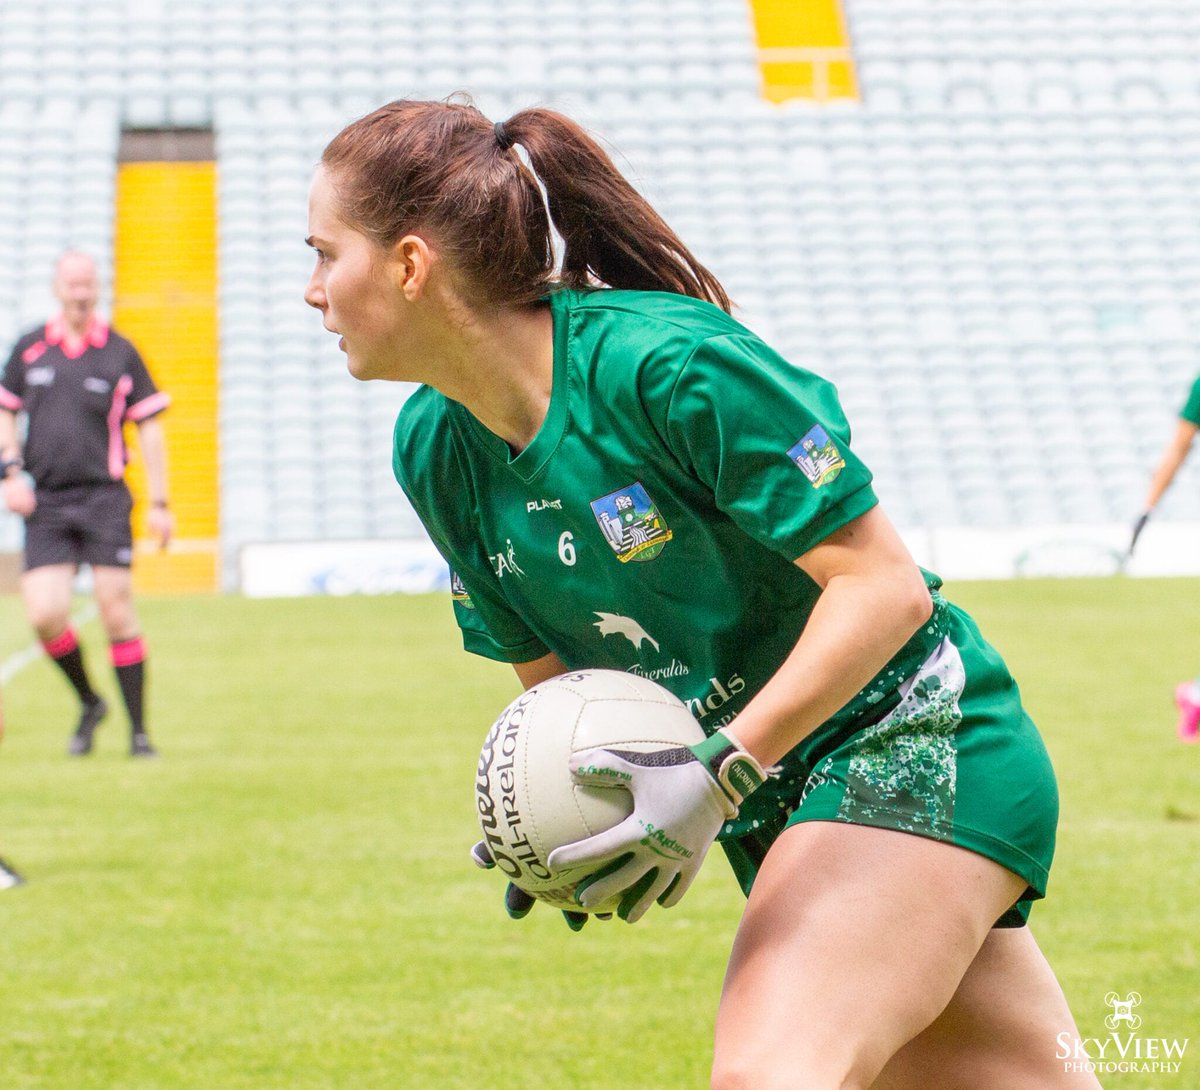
53, 251, 100, 333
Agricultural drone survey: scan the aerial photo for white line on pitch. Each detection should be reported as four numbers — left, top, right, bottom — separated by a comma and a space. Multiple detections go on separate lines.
0, 602, 100, 685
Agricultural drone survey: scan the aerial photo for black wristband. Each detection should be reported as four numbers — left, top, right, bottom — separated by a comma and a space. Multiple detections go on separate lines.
152, 499, 170, 509
0, 456, 24, 478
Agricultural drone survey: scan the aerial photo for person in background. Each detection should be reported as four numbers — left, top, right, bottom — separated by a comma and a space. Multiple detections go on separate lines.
304, 98, 1098, 1089
0, 683, 26, 888
1133, 374, 1200, 742
0, 252, 172, 758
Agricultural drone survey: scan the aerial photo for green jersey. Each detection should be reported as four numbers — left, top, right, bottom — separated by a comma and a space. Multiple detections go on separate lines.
1181, 375, 1200, 426
394, 288, 950, 837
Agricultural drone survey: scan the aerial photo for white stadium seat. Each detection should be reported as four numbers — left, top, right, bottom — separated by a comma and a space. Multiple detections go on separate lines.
1, 0, 1199, 558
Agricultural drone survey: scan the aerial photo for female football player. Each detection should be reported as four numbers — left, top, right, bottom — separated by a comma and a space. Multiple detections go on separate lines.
305, 98, 1099, 1089
1135, 374, 1200, 741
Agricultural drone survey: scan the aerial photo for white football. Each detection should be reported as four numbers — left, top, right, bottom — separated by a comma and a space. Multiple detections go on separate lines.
474, 669, 705, 913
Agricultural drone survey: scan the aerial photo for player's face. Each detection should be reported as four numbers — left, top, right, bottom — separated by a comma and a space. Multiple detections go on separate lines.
304, 166, 410, 382
54, 255, 100, 326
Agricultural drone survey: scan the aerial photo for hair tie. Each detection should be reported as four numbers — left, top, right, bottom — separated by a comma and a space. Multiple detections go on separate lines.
493, 120, 514, 151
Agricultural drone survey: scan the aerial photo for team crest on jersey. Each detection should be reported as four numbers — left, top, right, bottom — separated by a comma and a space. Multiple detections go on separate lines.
788, 425, 846, 488
449, 569, 475, 609
590, 482, 672, 563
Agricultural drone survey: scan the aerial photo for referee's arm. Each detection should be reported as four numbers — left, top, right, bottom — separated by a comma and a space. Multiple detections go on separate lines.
0, 408, 35, 516
136, 414, 173, 549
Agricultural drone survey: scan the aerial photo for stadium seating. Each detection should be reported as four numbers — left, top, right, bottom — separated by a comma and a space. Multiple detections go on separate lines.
2, 0, 1199, 574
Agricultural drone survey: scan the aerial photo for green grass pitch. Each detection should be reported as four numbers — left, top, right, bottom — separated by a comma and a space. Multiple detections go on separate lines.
0, 579, 1197, 1089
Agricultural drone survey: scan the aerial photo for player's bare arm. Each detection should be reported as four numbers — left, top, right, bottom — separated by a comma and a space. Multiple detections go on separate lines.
513, 652, 568, 690
1144, 417, 1199, 511
725, 505, 933, 768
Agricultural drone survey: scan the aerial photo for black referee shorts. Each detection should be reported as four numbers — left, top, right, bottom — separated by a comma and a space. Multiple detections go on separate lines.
24, 482, 135, 571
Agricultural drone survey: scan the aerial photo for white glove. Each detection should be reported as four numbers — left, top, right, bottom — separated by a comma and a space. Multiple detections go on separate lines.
546, 727, 774, 923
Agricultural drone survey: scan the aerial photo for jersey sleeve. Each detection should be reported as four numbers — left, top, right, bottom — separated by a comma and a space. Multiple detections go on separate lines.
392, 400, 550, 665
662, 333, 878, 560
1181, 375, 1200, 427
0, 339, 26, 411
441, 539, 551, 663
123, 345, 170, 422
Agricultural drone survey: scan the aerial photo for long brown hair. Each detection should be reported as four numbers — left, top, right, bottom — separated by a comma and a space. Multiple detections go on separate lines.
321, 97, 730, 313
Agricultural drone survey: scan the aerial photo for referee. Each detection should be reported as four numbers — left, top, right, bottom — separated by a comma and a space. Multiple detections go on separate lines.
0, 252, 172, 758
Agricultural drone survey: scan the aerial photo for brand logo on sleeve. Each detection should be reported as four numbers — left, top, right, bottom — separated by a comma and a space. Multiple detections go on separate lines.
788, 425, 845, 488
590, 482, 672, 562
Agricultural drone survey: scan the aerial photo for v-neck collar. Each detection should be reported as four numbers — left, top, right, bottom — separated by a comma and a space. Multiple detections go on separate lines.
460, 292, 571, 482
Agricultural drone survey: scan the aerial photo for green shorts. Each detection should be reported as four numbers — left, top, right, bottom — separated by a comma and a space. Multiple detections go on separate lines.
721, 605, 1058, 929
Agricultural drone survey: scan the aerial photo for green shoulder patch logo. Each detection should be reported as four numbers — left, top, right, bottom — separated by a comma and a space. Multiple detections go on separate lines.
449, 569, 475, 609
787, 425, 846, 488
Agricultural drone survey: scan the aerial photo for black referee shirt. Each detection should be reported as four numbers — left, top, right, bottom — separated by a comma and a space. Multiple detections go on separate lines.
0, 314, 169, 490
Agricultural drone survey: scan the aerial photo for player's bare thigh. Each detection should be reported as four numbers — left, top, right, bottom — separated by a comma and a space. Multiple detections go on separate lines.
872, 926, 1101, 1089
20, 564, 76, 637
711, 820, 1027, 1090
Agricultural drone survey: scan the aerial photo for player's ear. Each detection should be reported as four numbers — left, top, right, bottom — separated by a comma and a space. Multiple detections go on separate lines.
391, 234, 434, 302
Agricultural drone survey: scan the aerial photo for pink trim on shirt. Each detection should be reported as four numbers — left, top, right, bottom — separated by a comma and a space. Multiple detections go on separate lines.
0, 385, 21, 411
44, 314, 110, 360
21, 340, 47, 364
125, 391, 171, 422
107, 374, 133, 479
110, 636, 147, 667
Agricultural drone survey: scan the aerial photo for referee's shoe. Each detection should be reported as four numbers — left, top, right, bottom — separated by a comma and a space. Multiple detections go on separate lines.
68, 696, 108, 756
0, 857, 25, 889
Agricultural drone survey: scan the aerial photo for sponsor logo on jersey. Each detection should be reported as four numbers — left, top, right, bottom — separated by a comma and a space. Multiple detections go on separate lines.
489, 539, 525, 580
526, 498, 562, 512
84, 377, 112, 394
685, 673, 747, 723
788, 425, 845, 488
25, 366, 55, 387
627, 659, 691, 682
449, 569, 475, 609
590, 482, 672, 562
593, 611, 659, 652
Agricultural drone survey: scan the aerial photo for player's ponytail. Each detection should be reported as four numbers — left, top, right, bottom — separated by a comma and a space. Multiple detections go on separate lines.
320, 97, 730, 313
499, 108, 731, 313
